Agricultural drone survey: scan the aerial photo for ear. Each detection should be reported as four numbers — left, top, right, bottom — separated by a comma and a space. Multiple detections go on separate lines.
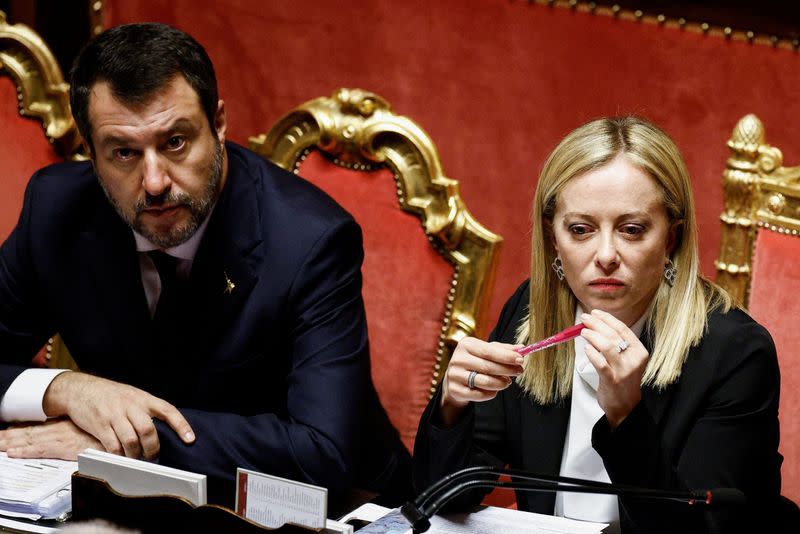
666, 219, 682, 257
214, 99, 227, 144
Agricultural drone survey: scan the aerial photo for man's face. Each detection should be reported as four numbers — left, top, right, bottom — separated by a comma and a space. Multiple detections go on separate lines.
87, 75, 227, 248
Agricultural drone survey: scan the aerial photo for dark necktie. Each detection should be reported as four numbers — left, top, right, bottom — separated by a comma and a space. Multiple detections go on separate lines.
146, 250, 190, 399
148, 250, 182, 323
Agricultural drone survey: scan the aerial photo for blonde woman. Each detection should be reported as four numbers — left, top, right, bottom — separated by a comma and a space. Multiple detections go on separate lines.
413, 117, 785, 533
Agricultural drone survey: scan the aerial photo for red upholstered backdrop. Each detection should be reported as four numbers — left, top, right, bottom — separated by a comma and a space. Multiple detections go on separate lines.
296, 151, 454, 451
103, 0, 800, 330
0, 76, 62, 241
748, 229, 800, 502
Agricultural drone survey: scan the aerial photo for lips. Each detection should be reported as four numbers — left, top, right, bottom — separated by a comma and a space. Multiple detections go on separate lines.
142, 205, 181, 216
589, 278, 625, 291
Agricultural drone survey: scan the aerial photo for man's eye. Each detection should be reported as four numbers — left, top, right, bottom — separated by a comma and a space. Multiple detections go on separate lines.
166, 136, 185, 150
114, 148, 134, 161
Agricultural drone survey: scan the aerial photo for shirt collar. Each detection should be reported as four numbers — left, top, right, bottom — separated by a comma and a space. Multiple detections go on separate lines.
132, 205, 215, 261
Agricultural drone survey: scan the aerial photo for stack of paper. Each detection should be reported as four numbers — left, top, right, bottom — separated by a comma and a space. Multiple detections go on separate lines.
0, 452, 76, 521
77, 449, 207, 506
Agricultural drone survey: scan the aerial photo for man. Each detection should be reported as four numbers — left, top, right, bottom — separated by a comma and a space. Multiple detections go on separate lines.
0, 23, 408, 506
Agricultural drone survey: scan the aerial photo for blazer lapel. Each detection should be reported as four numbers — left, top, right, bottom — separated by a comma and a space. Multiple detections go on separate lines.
187, 152, 263, 352
519, 394, 570, 513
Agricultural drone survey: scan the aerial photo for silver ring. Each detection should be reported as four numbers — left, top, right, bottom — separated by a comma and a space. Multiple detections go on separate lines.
616, 340, 630, 353
467, 370, 478, 390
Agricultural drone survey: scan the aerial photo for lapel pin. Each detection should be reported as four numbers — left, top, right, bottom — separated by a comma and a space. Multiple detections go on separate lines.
224, 271, 236, 294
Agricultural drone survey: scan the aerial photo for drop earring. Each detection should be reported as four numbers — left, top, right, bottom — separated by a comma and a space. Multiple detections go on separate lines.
664, 259, 677, 287
551, 257, 565, 281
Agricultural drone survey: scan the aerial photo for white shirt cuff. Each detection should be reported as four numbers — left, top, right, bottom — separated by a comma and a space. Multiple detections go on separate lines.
0, 368, 71, 422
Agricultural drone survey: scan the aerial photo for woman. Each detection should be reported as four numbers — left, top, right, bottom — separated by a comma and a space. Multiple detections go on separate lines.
412, 117, 783, 533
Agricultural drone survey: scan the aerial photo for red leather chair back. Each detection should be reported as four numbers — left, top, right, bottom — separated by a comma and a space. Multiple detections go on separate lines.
251, 88, 502, 451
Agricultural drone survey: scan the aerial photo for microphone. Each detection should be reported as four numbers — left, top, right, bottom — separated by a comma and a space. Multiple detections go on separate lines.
401, 466, 745, 533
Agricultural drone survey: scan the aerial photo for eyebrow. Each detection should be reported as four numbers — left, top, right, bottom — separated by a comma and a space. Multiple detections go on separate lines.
97, 118, 197, 148
561, 211, 653, 221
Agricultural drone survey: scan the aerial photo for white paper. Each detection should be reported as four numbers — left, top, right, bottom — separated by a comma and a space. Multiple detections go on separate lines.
0, 453, 76, 505
236, 468, 327, 529
345, 504, 607, 534
0, 516, 58, 533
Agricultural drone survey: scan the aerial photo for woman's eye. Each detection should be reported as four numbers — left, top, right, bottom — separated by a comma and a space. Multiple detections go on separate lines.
621, 224, 645, 236
166, 136, 185, 150
569, 225, 592, 236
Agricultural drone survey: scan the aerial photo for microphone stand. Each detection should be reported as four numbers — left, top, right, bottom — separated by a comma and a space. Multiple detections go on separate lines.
401, 466, 744, 533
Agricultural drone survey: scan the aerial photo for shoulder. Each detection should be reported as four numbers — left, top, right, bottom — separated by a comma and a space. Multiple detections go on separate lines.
689, 306, 778, 389
701, 306, 775, 355
226, 142, 357, 230
20, 160, 106, 231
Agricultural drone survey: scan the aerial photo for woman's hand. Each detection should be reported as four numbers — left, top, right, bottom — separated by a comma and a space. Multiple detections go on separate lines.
439, 337, 524, 427
580, 309, 649, 428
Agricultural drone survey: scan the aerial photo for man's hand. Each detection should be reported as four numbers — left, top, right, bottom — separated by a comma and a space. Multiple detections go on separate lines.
0, 418, 103, 460
42, 372, 195, 460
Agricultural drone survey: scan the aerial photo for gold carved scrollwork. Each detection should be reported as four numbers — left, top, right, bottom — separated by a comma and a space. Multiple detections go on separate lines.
716, 114, 800, 307
0, 11, 82, 159
1, 12, 80, 371
250, 88, 502, 395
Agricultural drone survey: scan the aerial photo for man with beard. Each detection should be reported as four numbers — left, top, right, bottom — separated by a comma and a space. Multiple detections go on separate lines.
0, 23, 409, 507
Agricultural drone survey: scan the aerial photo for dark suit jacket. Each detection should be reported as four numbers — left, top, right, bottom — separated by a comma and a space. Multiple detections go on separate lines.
0, 142, 409, 505
414, 279, 784, 533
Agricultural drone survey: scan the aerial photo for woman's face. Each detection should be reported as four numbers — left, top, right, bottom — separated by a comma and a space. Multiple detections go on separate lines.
550, 155, 676, 326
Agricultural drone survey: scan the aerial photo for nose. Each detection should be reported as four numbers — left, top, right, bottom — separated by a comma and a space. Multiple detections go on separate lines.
141, 150, 171, 196
594, 231, 620, 271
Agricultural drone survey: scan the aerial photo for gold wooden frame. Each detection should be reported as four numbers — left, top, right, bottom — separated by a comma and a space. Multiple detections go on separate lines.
250, 88, 502, 395
716, 114, 800, 306
0, 11, 82, 158
1, 10, 80, 370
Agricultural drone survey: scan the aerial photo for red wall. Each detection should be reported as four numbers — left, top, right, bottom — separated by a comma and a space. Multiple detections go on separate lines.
105, 0, 800, 330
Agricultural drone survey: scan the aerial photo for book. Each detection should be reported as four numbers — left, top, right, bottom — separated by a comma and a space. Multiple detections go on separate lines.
77, 449, 206, 506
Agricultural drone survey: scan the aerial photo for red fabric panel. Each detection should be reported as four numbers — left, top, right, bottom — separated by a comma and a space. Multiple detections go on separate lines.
0, 76, 61, 242
748, 229, 800, 503
104, 0, 800, 329
297, 151, 454, 451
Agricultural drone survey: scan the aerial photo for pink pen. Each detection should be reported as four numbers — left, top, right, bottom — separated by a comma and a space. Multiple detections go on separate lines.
515, 323, 585, 356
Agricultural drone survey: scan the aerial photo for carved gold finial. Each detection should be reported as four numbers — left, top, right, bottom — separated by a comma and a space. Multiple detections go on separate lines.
0, 11, 7, 25
728, 114, 765, 158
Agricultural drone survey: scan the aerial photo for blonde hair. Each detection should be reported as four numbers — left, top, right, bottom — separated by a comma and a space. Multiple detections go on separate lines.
517, 116, 733, 404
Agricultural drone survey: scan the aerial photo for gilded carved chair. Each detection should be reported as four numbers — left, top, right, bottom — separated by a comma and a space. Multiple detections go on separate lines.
0, 11, 80, 370
716, 114, 800, 504
250, 89, 502, 451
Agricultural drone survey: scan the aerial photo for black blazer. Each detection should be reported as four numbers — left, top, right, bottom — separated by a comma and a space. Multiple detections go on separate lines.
0, 142, 409, 505
414, 279, 784, 533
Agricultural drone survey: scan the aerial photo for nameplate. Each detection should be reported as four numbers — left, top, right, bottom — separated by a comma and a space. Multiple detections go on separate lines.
235, 468, 327, 529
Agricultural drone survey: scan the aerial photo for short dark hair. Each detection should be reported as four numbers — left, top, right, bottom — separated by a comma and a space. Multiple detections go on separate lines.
70, 23, 218, 151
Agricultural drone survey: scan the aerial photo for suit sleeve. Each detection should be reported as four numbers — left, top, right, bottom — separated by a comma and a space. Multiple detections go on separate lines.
0, 170, 55, 395
592, 312, 781, 533
154, 219, 370, 497
412, 280, 529, 510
